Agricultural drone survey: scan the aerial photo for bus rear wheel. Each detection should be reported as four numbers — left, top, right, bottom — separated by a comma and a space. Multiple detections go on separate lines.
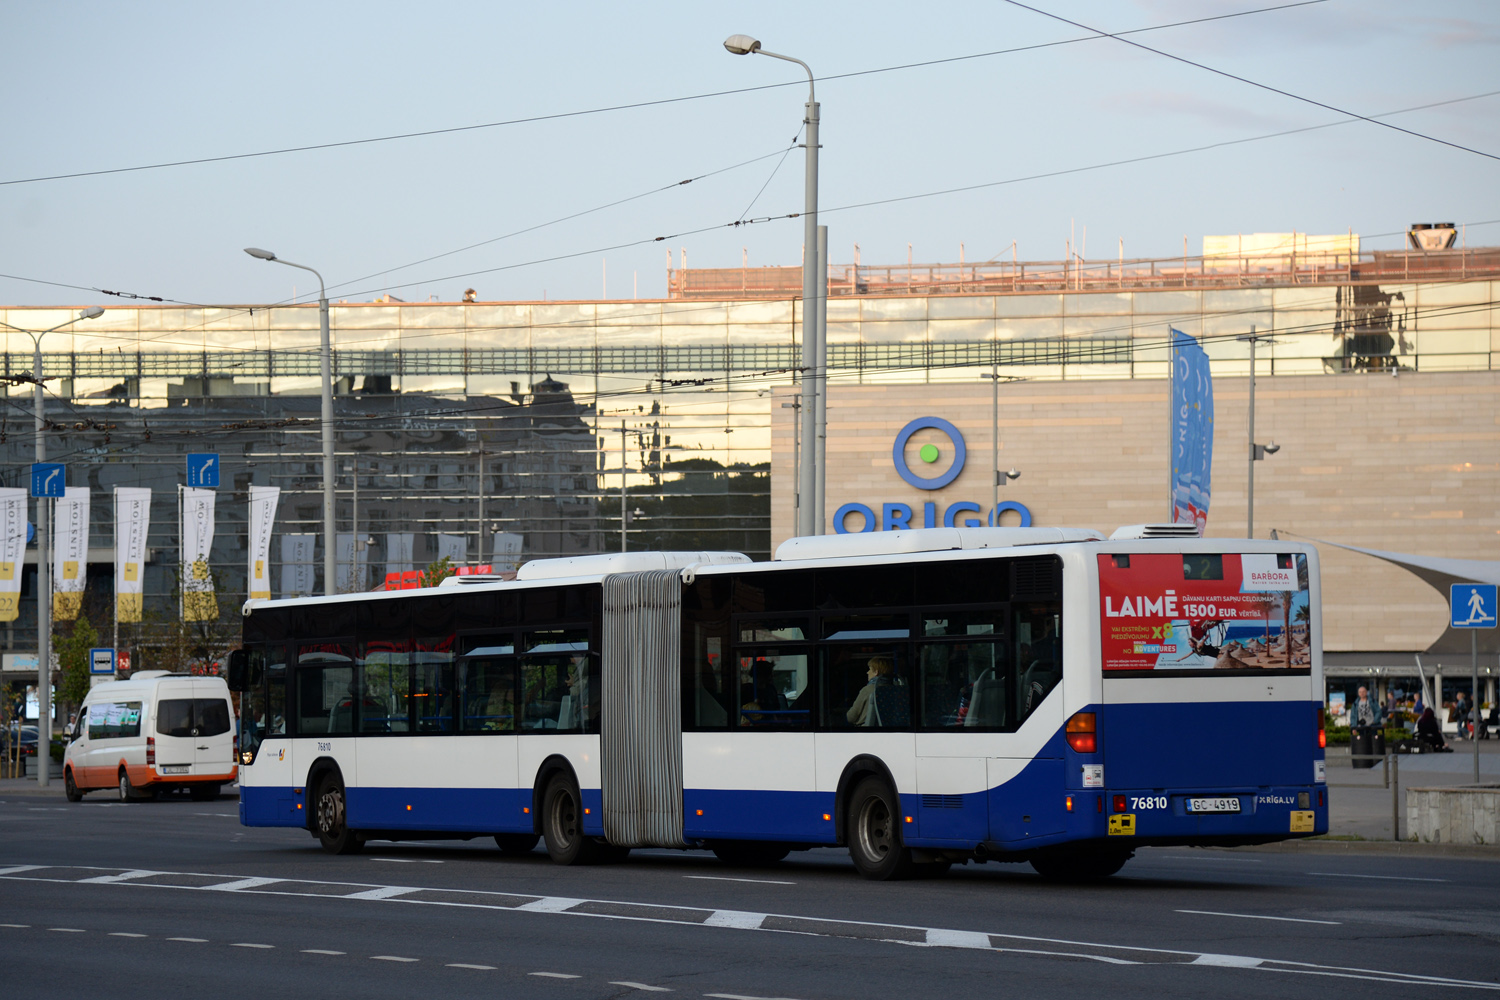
314, 774, 364, 855
1030, 849, 1131, 882
846, 777, 915, 881
541, 776, 600, 865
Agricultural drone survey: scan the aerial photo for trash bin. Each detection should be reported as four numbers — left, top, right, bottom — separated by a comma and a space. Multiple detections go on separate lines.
1351, 726, 1375, 769
1371, 727, 1386, 759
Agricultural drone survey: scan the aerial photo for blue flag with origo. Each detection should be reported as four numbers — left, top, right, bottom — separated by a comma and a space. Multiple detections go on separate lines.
1170, 328, 1214, 533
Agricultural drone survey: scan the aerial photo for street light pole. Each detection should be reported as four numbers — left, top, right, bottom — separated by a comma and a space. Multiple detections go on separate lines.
244, 249, 337, 596
0, 307, 104, 788
1239, 327, 1278, 539
725, 34, 820, 537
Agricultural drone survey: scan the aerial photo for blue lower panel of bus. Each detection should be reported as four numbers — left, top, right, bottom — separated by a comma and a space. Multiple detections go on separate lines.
684, 789, 837, 843
241, 786, 306, 828
346, 785, 537, 833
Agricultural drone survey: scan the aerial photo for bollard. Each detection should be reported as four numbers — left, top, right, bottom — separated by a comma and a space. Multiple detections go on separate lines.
1390, 752, 1400, 841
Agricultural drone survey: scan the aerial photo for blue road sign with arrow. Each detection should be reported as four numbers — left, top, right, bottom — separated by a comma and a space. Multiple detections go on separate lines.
1450, 583, 1498, 629
186, 453, 220, 488
31, 463, 64, 498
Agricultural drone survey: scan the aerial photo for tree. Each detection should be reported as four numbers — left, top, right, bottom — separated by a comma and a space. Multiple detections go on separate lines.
420, 556, 457, 588
55, 614, 99, 718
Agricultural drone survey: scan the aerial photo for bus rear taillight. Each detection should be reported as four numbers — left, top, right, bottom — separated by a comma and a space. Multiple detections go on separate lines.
1317, 705, 1326, 749
1065, 712, 1097, 753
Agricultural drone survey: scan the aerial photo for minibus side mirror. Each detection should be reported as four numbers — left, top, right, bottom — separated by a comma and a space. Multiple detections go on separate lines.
226, 649, 250, 692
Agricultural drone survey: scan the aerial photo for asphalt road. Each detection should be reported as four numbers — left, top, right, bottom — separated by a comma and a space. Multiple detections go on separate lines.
2, 791, 1497, 999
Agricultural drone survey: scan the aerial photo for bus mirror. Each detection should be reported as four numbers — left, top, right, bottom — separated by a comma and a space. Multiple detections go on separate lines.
226, 649, 250, 691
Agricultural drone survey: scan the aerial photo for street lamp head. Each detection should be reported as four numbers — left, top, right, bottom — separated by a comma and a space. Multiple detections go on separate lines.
1263, 442, 1280, 455
1006, 469, 1021, 481
723, 34, 761, 55
243, 247, 277, 261
79, 307, 104, 320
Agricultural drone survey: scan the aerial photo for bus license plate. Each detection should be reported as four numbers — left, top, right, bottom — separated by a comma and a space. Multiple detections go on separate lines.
161, 766, 189, 774
1187, 797, 1240, 813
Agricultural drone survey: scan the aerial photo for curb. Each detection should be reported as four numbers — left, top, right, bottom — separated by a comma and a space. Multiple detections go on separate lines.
1224, 839, 1500, 861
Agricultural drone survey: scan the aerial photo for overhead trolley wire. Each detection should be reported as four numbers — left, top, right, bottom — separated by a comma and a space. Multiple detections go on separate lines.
0, 1, 1330, 188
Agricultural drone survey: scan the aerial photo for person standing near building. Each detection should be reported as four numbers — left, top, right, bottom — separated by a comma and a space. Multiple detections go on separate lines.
1350, 686, 1383, 731
1454, 691, 1471, 740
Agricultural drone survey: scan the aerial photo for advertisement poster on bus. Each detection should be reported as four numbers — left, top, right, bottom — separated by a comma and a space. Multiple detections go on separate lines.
1098, 552, 1310, 673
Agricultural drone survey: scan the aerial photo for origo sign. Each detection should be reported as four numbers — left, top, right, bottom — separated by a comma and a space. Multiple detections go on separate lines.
832, 417, 1034, 533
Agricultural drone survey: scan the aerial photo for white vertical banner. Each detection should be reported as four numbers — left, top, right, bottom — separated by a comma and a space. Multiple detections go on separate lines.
335, 533, 369, 594
435, 532, 467, 566
385, 532, 415, 575
0, 488, 27, 622
491, 532, 523, 572
281, 534, 316, 598
52, 486, 90, 621
247, 486, 280, 601
114, 487, 151, 623
181, 486, 217, 621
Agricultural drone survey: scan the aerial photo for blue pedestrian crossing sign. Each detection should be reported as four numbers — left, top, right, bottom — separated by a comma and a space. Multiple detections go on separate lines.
186, 453, 220, 488
30, 463, 64, 497
1450, 584, 1498, 629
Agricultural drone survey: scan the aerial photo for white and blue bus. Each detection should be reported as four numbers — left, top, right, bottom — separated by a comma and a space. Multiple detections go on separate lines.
232, 525, 1328, 881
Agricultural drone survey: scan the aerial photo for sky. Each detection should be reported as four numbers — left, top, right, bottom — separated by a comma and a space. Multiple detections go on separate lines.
2, 0, 1497, 308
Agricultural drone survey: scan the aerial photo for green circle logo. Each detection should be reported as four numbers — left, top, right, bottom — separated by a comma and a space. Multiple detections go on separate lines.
919, 443, 940, 464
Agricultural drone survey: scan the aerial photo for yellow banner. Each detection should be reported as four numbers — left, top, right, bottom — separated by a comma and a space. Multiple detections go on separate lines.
0, 489, 25, 623
114, 487, 151, 623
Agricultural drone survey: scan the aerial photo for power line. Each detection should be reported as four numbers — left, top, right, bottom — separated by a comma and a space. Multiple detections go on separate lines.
0, 2, 1331, 188
1000, 0, 1500, 162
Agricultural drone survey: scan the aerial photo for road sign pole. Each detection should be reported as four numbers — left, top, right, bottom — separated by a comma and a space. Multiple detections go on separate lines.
1474, 628, 1480, 785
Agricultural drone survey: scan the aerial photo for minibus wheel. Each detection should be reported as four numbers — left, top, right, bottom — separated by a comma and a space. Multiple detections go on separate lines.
64, 770, 83, 802
846, 776, 915, 880
314, 774, 364, 855
541, 775, 600, 865
494, 833, 540, 855
118, 769, 154, 802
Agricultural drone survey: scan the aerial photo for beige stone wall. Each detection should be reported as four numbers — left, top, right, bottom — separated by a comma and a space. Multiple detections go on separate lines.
772, 370, 1500, 654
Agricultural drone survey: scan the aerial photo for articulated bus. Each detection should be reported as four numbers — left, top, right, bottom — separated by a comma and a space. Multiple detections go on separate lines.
231, 525, 1328, 881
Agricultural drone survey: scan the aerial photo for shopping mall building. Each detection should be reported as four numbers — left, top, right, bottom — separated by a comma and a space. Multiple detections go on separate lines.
0, 231, 1495, 705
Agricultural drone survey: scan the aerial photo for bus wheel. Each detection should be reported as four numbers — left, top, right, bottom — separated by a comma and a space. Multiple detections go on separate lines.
1030, 850, 1130, 882
541, 776, 600, 865
711, 841, 792, 867
846, 777, 915, 881
64, 770, 84, 802
494, 833, 540, 855
314, 775, 364, 855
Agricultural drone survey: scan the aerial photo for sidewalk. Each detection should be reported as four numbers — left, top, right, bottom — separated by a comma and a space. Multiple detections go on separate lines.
1323, 739, 1500, 841
0, 762, 238, 799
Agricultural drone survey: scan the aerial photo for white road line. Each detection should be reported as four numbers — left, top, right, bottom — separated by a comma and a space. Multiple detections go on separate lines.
0, 923, 31, 928
924, 929, 992, 949
1159, 856, 1264, 863
705, 994, 807, 1000
167, 937, 208, 943
1306, 872, 1450, 883
1193, 954, 1265, 968
109, 932, 147, 938
48, 927, 85, 932
301, 949, 345, 955
684, 876, 795, 886
78, 870, 159, 884
447, 963, 496, 970
517, 897, 585, 913
231, 943, 274, 949
529, 972, 582, 979
206, 877, 282, 892
192, 813, 236, 817
703, 911, 767, 930
0, 866, 42, 876
343, 886, 417, 900
609, 982, 671, 992
369, 857, 444, 864
371, 955, 419, 963
1176, 909, 1341, 926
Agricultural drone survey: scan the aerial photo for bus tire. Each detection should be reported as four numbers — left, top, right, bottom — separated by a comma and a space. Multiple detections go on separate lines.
495, 833, 540, 855
846, 776, 915, 881
314, 774, 364, 855
711, 841, 792, 867
541, 775, 600, 865
1029, 849, 1130, 882
64, 770, 84, 802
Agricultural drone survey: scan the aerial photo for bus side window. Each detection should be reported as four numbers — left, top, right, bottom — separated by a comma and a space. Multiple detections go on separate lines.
297, 643, 355, 735
1014, 603, 1062, 725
